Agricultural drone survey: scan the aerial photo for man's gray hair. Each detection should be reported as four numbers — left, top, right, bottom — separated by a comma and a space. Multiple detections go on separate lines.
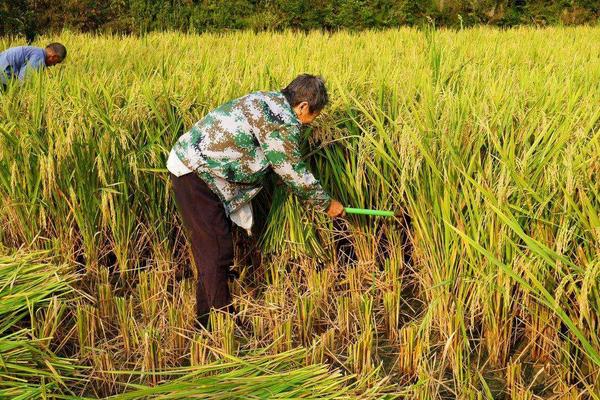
46, 43, 67, 60
282, 74, 329, 114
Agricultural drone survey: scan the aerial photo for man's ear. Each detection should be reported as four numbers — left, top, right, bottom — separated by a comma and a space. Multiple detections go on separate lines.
298, 101, 310, 114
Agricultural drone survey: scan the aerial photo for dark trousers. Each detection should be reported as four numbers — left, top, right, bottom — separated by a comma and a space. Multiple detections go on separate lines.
170, 172, 234, 326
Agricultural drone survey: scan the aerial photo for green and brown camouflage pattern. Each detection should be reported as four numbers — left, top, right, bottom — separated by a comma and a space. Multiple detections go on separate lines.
172, 91, 331, 215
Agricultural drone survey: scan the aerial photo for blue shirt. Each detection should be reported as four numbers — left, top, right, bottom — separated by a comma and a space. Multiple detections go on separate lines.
0, 46, 46, 84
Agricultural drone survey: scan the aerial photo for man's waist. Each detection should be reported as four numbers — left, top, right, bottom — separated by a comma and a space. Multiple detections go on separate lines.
170, 148, 268, 183
197, 169, 263, 215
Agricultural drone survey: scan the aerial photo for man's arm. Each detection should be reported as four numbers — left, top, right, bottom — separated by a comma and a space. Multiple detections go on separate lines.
0, 50, 14, 84
258, 124, 331, 211
17, 55, 44, 81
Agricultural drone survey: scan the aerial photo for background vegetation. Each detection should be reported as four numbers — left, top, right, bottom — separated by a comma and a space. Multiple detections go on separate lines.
1, 27, 599, 398
1, 0, 599, 39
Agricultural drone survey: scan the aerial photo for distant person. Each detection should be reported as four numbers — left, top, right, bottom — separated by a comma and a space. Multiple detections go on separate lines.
167, 74, 345, 328
0, 43, 67, 88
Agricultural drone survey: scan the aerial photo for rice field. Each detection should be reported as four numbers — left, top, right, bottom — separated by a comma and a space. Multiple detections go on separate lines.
1, 27, 599, 399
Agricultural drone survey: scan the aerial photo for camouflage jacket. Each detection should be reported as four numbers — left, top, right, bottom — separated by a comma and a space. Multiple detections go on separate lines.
171, 91, 331, 215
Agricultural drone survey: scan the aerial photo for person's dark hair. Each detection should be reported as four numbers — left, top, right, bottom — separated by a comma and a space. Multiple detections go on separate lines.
46, 43, 67, 60
282, 74, 328, 113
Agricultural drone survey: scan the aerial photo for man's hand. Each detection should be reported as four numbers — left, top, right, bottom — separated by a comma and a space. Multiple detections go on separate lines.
326, 200, 345, 218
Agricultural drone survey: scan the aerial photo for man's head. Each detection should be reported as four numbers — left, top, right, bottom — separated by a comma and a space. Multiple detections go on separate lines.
44, 43, 67, 66
282, 74, 328, 125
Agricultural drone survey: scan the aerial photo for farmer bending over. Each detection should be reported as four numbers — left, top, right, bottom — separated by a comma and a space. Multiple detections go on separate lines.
167, 74, 344, 327
0, 43, 67, 88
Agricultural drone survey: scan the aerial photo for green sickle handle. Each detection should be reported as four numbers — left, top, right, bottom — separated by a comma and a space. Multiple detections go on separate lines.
344, 207, 397, 217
